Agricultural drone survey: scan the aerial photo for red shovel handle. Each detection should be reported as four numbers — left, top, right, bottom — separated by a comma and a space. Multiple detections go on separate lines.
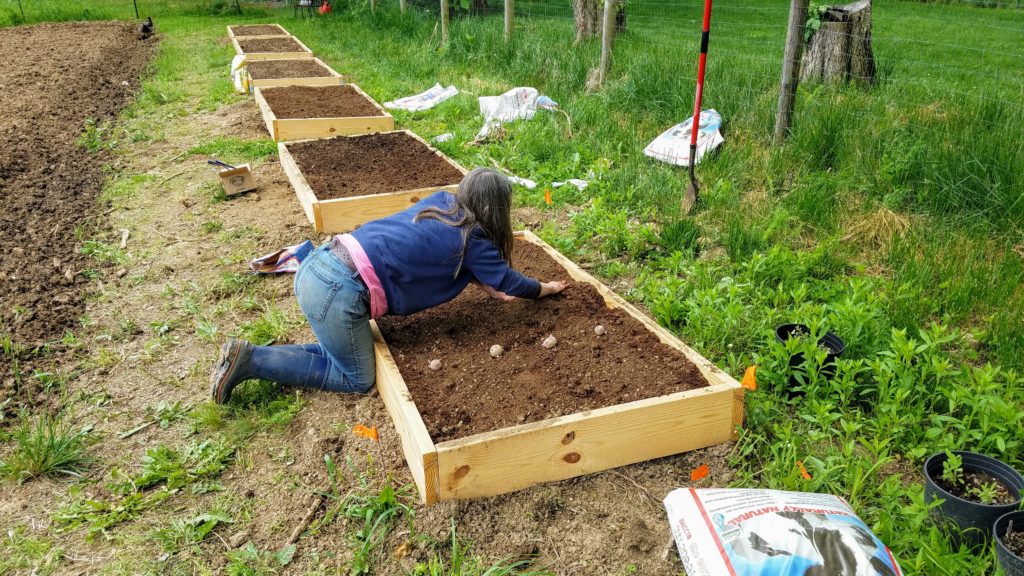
689, 0, 713, 149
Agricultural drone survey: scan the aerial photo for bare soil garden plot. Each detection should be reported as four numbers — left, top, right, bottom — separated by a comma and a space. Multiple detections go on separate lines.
227, 23, 288, 39
279, 130, 466, 232
233, 36, 313, 60
255, 84, 392, 141
0, 22, 154, 414
373, 231, 743, 503
245, 58, 342, 88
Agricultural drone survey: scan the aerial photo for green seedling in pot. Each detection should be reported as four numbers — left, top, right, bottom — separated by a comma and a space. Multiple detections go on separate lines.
941, 450, 965, 486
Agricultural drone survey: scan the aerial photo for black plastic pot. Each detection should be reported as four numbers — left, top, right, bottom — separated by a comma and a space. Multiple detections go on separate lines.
923, 451, 1024, 549
774, 323, 846, 389
995, 511, 1024, 576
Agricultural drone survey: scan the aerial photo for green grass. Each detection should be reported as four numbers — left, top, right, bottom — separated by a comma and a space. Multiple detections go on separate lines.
0, 413, 93, 483
3, 1, 1024, 574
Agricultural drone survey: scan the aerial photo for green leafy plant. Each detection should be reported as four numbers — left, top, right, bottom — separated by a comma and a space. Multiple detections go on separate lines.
151, 511, 232, 553
941, 450, 965, 487
225, 543, 296, 576
412, 521, 549, 576
804, 4, 829, 42
0, 414, 92, 483
968, 481, 1001, 505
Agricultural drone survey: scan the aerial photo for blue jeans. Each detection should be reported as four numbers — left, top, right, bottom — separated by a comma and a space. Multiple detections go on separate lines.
245, 243, 376, 393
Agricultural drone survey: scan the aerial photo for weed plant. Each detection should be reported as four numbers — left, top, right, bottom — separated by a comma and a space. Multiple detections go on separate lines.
0, 413, 93, 483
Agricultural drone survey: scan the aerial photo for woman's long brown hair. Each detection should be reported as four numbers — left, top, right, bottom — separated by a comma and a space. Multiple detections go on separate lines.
414, 168, 514, 276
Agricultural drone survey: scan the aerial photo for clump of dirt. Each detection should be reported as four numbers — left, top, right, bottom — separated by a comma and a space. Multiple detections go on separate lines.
229, 24, 286, 36
237, 37, 306, 53
937, 469, 1017, 505
377, 241, 710, 442
262, 85, 383, 119
286, 132, 464, 199
247, 59, 333, 79
0, 22, 155, 412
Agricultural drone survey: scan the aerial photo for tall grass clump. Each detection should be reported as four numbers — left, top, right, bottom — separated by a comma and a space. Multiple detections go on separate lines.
0, 413, 92, 483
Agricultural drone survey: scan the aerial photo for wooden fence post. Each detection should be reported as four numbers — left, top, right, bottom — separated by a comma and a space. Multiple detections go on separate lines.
400, 0, 407, 13
441, 0, 449, 44
504, 0, 514, 44
774, 0, 810, 141
371, 0, 377, 13
597, 0, 615, 86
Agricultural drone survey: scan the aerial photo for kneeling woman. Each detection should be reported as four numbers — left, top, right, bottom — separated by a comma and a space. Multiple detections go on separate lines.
210, 168, 566, 402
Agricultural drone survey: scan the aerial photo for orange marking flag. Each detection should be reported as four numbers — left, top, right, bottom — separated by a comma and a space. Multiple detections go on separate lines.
741, 365, 757, 391
690, 464, 710, 482
353, 424, 379, 442
544, 188, 553, 206
797, 460, 812, 480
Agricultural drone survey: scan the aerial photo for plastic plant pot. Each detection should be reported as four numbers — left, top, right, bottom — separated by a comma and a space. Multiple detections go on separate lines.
923, 451, 1024, 549
774, 323, 846, 389
995, 511, 1024, 576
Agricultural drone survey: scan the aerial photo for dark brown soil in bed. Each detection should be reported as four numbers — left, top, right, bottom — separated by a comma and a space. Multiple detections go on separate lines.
376, 240, 710, 442
247, 59, 333, 79
0, 22, 154, 415
287, 132, 464, 199
230, 24, 285, 36
237, 37, 306, 53
262, 85, 383, 119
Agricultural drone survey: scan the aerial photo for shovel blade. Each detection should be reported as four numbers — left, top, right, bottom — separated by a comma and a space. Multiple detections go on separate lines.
682, 181, 699, 215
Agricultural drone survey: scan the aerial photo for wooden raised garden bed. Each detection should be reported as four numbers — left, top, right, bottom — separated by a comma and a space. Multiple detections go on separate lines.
232, 36, 314, 61
245, 58, 343, 89
278, 130, 466, 233
227, 24, 289, 39
254, 84, 393, 142
372, 230, 745, 504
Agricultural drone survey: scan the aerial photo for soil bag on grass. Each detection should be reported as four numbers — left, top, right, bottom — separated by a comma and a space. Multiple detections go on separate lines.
384, 83, 459, 112
664, 488, 901, 576
644, 109, 723, 166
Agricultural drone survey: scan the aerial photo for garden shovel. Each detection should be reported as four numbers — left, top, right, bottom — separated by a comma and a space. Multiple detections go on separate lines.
682, 0, 714, 215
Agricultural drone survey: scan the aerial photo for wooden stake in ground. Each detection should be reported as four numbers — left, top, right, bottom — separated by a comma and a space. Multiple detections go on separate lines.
440, 0, 449, 44
504, 0, 514, 43
801, 0, 875, 85
774, 0, 811, 141
400, 0, 407, 13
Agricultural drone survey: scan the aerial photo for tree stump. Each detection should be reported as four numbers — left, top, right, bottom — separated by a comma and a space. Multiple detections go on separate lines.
801, 0, 876, 85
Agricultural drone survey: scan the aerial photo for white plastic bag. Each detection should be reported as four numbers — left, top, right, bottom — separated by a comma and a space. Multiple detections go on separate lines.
476, 87, 539, 140
664, 488, 902, 576
384, 83, 459, 112
644, 109, 724, 166
230, 55, 249, 94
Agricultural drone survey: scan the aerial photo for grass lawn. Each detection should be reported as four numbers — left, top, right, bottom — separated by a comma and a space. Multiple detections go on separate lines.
2, 0, 1023, 574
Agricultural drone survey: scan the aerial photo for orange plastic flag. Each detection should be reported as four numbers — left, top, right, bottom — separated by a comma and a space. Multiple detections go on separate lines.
797, 460, 812, 480
544, 188, 553, 206
690, 464, 710, 482
353, 424, 379, 442
741, 365, 758, 391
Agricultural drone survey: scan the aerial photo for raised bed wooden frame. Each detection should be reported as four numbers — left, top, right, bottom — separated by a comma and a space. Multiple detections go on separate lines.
278, 130, 467, 233
254, 84, 393, 142
246, 57, 344, 89
372, 230, 745, 504
231, 35, 314, 61
226, 24, 289, 40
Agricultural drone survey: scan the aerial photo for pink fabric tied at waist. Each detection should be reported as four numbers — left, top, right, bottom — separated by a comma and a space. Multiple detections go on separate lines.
336, 234, 388, 319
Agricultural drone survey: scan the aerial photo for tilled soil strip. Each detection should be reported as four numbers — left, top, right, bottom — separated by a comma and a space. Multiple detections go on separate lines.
237, 37, 307, 53
377, 241, 710, 442
0, 22, 154, 414
247, 59, 334, 79
287, 132, 464, 200
262, 85, 383, 119
230, 24, 286, 36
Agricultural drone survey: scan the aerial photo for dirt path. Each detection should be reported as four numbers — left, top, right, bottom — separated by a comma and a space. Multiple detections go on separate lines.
0, 22, 155, 413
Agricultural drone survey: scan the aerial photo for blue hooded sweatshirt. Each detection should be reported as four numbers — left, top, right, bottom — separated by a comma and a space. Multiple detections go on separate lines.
350, 191, 541, 316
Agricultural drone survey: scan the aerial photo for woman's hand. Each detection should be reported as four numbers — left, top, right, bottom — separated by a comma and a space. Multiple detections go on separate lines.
539, 280, 567, 298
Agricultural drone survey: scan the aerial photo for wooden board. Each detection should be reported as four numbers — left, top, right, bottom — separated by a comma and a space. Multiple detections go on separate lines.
231, 36, 315, 61
253, 84, 394, 142
247, 57, 344, 89
373, 231, 745, 503
227, 24, 289, 40
277, 130, 467, 233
